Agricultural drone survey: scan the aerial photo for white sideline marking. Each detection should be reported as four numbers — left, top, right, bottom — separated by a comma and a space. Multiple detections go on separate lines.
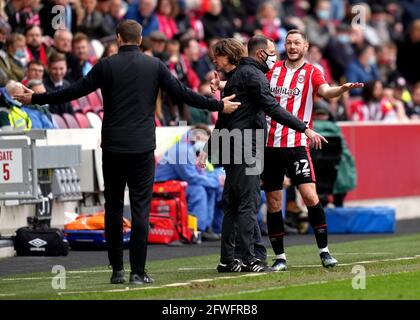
178, 267, 214, 271
2, 276, 81, 281
20, 254, 420, 296
0, 293, 16, 297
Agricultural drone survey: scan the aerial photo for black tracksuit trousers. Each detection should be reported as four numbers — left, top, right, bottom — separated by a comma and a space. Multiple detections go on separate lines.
221, 163, 261, 264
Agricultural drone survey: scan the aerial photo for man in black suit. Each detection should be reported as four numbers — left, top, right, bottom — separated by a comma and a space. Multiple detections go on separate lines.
15, 20, 240, 285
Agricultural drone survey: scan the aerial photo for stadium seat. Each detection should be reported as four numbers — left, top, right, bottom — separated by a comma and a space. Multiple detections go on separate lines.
70, 100, 81, 113
98, 110, 104, 120
86, 111, 102, 129
62, 113, 81, 129
87, 91, 103, 113
51, 114, 68, 129
77, 96, 93, 114
73, 112, 91, 128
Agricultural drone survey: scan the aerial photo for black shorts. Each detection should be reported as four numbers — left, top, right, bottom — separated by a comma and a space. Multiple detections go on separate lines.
261, 146, 316, 192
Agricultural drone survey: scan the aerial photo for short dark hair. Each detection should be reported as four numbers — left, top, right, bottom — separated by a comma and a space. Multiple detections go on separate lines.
24, 25, 42, 36
285, 29, 308, 42
212, 38, 246, 66
27, 60, 44, 69
116, 20, 142, 43
48, 52, 67, 66
247, 35, 273, 56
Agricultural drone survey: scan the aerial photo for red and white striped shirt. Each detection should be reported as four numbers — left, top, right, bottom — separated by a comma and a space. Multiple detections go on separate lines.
265, 61, 327, 148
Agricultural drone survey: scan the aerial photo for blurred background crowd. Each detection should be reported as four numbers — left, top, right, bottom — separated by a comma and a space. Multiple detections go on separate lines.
0, 0, 419, 127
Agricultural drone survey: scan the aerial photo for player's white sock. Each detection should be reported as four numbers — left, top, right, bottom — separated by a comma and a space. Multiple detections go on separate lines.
319, 246, 329, 254
276, 253, 286, 260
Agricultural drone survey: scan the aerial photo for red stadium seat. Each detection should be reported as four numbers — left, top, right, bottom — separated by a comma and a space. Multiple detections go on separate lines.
87, 91, 103, 112
77, 96, 93, 114
62, 113, 81, 129
73, 112, 91, 128
98, 110, 104, 120
70, 100, 81, 112
51, 114, 68, 129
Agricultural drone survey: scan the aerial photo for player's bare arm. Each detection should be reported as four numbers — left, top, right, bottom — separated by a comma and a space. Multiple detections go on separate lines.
317, 82, 364, 99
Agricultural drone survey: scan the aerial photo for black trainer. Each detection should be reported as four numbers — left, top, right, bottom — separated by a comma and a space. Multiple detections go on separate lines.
320, 252, 338, 268
217, 259, 243, 273
110, 270, 125, 284
271, 258, 288, 271
129, 272, 154, 285
242, 258, 271, 272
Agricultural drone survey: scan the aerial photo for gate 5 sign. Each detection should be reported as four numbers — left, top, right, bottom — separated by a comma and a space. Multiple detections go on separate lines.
0, 148, 23, 183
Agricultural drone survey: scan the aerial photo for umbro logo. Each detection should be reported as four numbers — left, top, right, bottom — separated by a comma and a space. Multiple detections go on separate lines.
28, 238, 47, 248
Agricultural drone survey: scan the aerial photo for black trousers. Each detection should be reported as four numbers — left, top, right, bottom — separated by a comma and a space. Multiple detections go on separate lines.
221, 163, 261, 264
102, 149, 155, 274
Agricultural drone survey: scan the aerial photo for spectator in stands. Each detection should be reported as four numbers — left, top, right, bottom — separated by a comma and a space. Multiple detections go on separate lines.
79, 0, 111, 39
39, 0, 78, 38
43, 52, 73, 115
26, 78, 46, 93
101, 41, 118, 58
305, 43, 332, 84
352, 80, 403, 122
0, 25, 6, 49
397, 19, 420, 85
25, 25, 52, 67
202, 0, 234, 41
155, 125, 223, 241
102, 0, 124, 36
156, 0, 179, 40
5, 0, 26, 34
21, 59, 44, 85
325, 24, 356, 82
70, 33, 93, 81
304, 0, 334, 50
345, 44, 380, 96
377, 42, 398, 84
404, 82, 420, 119
194, 36, 218, 81
180, 37, 200, 91
124, 0, 159, 37
0, 0, 11, 33
254, 1, 287, 54
149, 30, 169, 61
0, 33, 26, 81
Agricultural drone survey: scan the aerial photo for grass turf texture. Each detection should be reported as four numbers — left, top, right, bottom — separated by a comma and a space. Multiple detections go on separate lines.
1, 233, 420, 300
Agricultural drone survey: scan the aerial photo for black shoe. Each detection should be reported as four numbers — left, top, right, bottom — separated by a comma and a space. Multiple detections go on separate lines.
271, 258, 288, 271
129, 272, 154, 285
320, 252, 338, 268
242, 258, 271, 272
217, 259, 243, 273
110, 270, 125, 284
202, 231, 220, 241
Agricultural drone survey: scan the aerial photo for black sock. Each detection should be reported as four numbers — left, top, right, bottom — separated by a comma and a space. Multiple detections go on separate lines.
267, 211, 285, 255
307, 202, 328, 249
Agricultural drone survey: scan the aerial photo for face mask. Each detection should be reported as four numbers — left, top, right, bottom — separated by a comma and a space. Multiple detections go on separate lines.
317, 10, 330, 21
337, 34, 350, 44
193, 140, 206, 154
368, 56, 377, 66
14, 49, 26, 59
263, 51, 277, 70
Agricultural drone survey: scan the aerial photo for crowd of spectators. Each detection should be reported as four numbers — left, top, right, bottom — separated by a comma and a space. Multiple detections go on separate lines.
0, 0, 419, 128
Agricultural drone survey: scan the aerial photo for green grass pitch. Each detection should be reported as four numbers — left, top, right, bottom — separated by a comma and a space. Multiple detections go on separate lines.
1, 233, 420, 300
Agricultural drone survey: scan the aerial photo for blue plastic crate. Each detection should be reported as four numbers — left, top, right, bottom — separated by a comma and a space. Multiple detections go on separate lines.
64, 230, 131, 249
